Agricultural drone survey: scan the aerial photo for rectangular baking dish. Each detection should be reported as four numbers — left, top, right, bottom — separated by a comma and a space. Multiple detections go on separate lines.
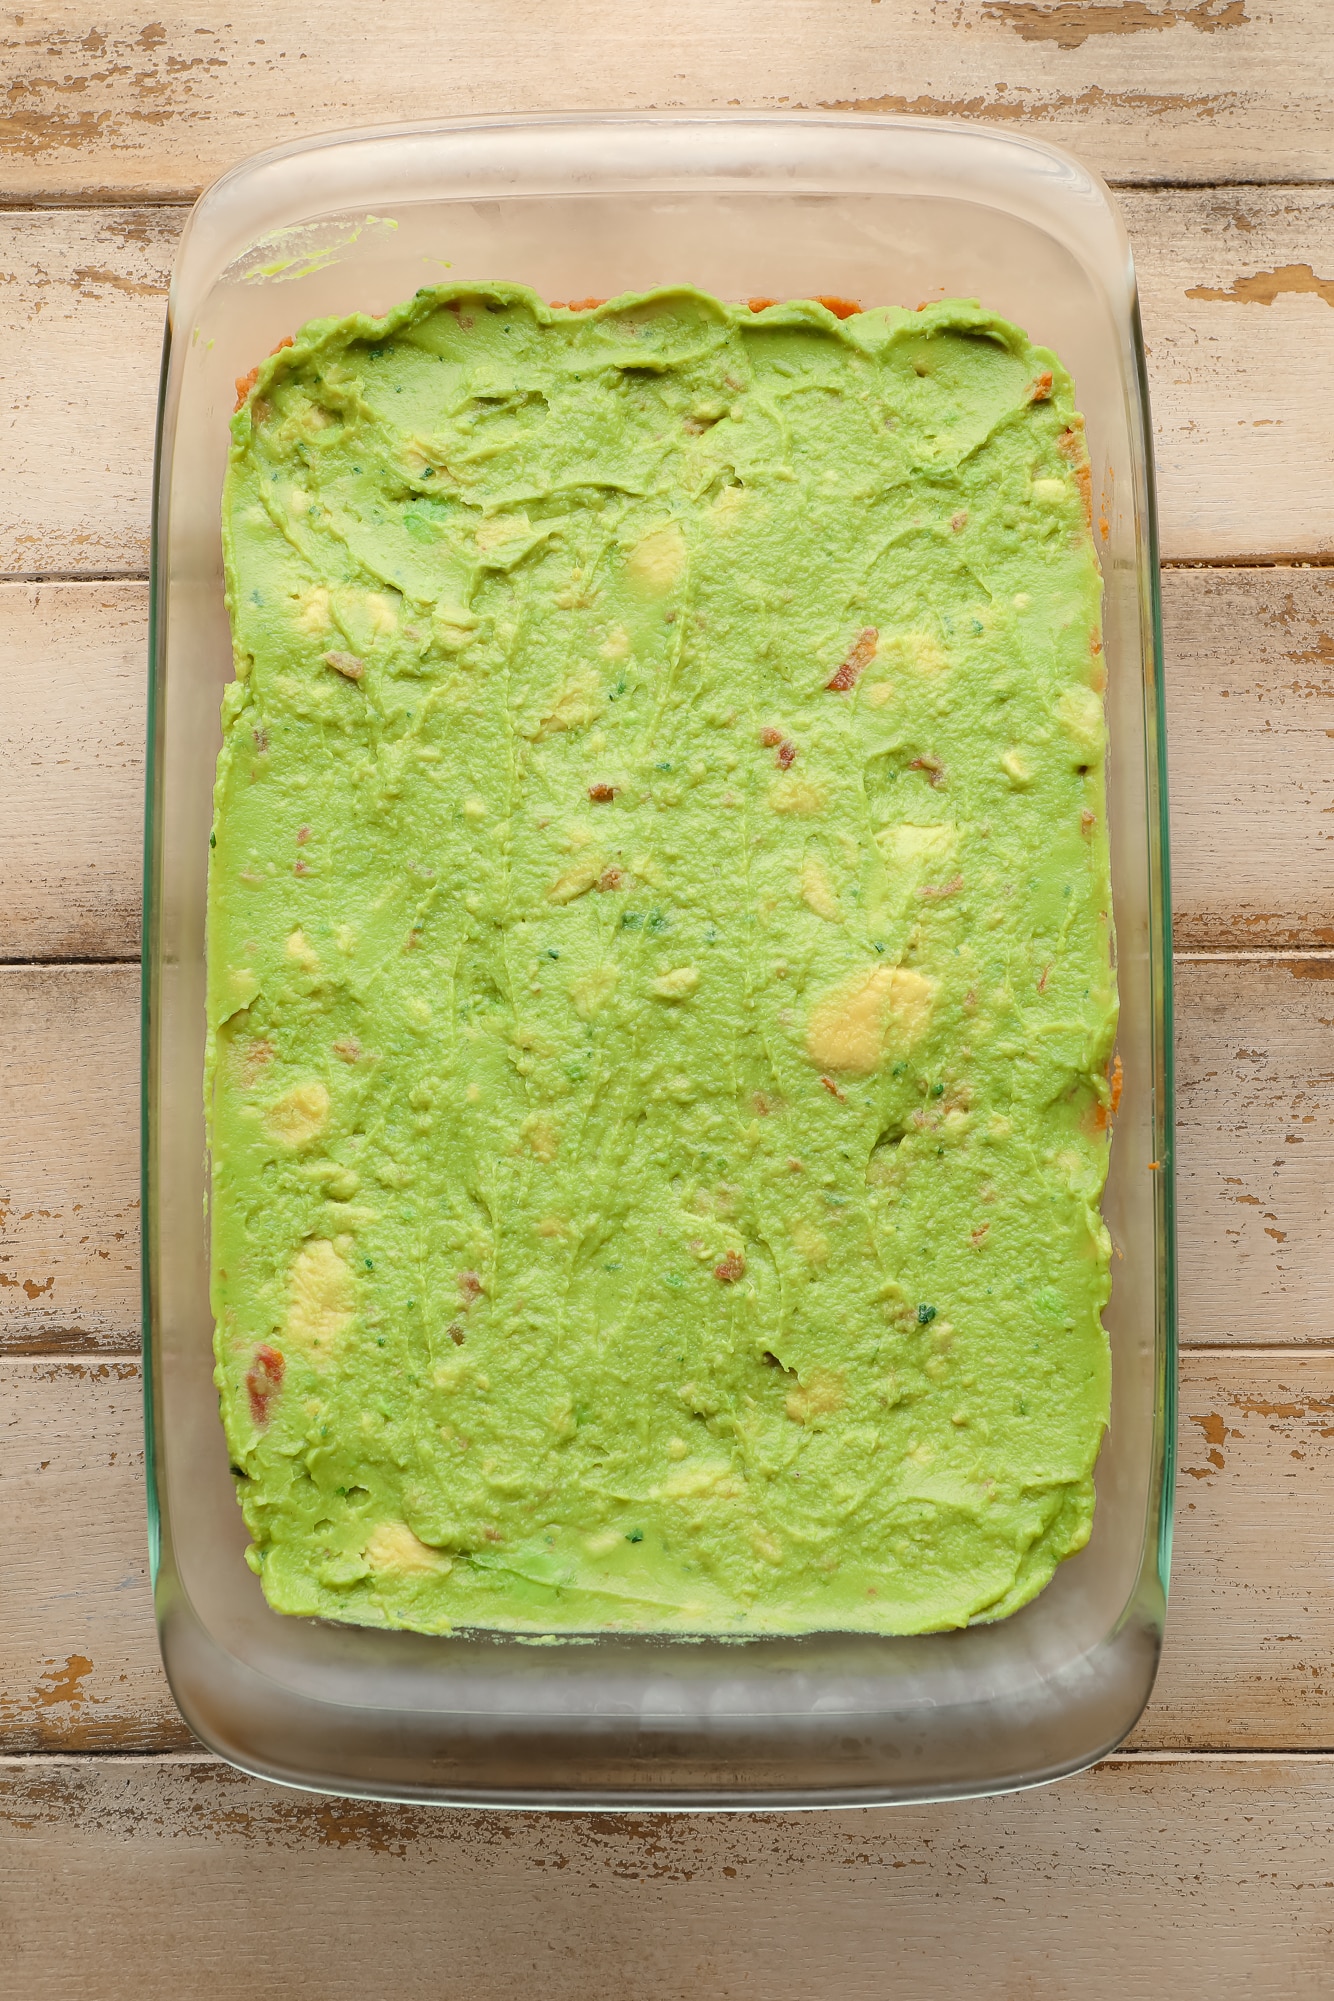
144, 110, 1175, 1809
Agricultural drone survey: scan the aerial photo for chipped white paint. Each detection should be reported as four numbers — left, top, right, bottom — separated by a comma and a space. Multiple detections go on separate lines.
4, 571, 1332, 965
1176, 958, 1334, 1344
0, 1360, 186, 1753
5, 954, 1331, 1351
0, 585, 146, 961
5, 193, 1334, 574
1165, 567, 1334, 952
5, 1754, 1334, 1997
8, 1344, 1334, 1755
0, 967, 139, 1349
0, 212, 174, 578
2, 0, 1331, 199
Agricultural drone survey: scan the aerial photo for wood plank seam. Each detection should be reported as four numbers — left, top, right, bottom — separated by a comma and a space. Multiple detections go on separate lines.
1, 180, 1332, 212
12, 559, 1331, 586
1, 1343, 1311, 1362
19, 1344, 1329, 1364
0, 960, 146, 976
1162, 554, 1334, 569
6, 1750, 1332, 1767
12, 1750, 1334, 1775
2, 950, 1317, 971
4, 571, 156, 585
37, 1344, 1334, 1361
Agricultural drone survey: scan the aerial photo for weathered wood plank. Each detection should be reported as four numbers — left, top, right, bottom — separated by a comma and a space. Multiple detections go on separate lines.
0, 966, 139, 1350
6, 1350, 1334, 1757
4, 193, 1334, 576
2, 0, 1331, 203
1165, 566, 1334, 952
0, 583, 145, 960
5, 569, 1330, 963
4, 1752, 1334, 1999
0, 209, 172, 580
1138, 1351, 1334, 1747
1175, 956, 1334, 1343
3, 957, 1329, 1353
0, 1359, 184, 1752
1121, 186, 1334, 563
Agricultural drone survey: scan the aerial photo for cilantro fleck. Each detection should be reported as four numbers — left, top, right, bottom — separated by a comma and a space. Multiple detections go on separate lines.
626, 1529, 644, 1544
916, 1304, 937, 1325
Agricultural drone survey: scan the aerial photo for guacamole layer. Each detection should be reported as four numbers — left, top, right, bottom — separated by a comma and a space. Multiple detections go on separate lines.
209, 283, 1115, 1637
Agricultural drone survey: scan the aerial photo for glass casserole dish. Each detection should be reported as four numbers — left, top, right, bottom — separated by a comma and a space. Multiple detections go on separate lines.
144, 109, 1176, 1809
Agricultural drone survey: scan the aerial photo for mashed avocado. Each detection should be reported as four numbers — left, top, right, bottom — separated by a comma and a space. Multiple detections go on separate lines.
209, 283, 1115, 1636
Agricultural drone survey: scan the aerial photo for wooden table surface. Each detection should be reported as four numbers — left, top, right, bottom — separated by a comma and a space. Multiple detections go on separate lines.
3, 5, 1334, 1995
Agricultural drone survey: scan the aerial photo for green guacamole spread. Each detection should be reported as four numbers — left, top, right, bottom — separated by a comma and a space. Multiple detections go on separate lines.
210, 283, 1115, 1636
